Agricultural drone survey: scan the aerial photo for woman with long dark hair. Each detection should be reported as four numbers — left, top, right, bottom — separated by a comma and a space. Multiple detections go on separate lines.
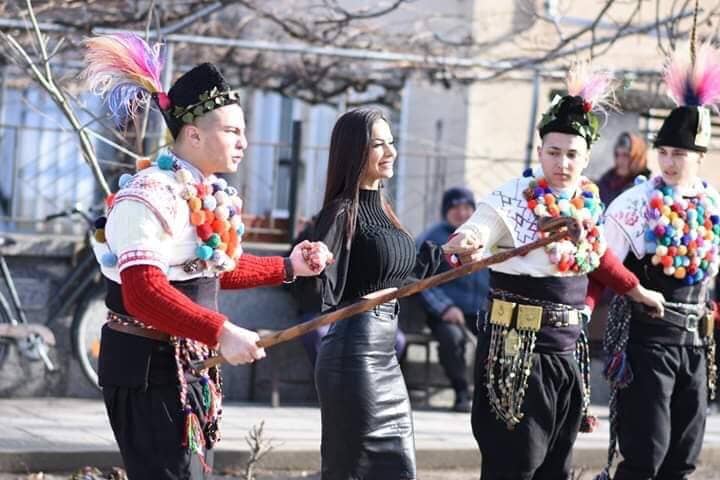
311, 108, 444, 479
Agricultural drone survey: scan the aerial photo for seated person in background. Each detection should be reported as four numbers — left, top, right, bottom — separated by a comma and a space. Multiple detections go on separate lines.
415, 187, 490, 412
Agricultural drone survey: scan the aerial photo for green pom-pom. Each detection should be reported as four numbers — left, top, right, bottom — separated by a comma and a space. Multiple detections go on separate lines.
206, 234, 221, 248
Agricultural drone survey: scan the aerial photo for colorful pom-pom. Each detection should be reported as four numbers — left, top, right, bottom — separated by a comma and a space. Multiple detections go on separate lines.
156, 153, 174, 170
196, 245, 213, 260
118, 173, 134, 189
136, 157, 152, 170
101, 252, 118, 267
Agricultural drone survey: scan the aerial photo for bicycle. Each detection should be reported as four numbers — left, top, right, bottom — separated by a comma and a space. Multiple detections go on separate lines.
0, 206, 106, 390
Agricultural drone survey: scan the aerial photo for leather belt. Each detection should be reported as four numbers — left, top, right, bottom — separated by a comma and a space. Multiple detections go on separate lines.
632, 302, 713, 337
488, 299, 581, 332
106, 320, 171, 342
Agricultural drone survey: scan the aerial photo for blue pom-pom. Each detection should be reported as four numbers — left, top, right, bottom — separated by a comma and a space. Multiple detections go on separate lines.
582, 191, 594, 198
94, 216, 107, 229
237, 223, 245, 236
522, 168, 533, 178
711, 215, 720, 225
100, 252, 118, 267
118, 173, 134, 189
156, 153, 175, 170
196, 245, 213, 260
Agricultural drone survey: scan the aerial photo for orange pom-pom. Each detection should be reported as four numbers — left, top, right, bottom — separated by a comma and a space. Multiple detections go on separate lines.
190, 211, 206, 226
572, 197, 585, 209
188, 197, 202, 212
136, 157, 152, 170
211, 219, 225, 233
227, 228, 238, 258
220, 231, 229, 243
205, 211, 215, 225
217, 242, 228, 252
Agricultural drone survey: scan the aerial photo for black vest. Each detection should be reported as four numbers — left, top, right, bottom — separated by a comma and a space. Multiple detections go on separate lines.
98, 276, 219, 388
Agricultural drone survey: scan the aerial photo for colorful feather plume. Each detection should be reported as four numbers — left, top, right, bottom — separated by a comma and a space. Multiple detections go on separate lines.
664, 42, 720, 110
566, 60, 616, 112
83, 33, 165, 124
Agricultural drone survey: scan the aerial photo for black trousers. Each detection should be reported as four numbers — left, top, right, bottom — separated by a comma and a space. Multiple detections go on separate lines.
614, 343, 707, 480
99, 326, 214, 480
427, 312, 479, 394
471, 341, 583, 480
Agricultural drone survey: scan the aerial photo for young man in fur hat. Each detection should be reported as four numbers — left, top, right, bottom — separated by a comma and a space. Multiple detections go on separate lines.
444, 66, 665, 479
85, 35, 333, 479
595, 44, 720, 480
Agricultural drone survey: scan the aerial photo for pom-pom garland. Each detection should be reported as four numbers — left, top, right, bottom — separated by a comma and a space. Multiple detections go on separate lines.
523, 174, 606, 274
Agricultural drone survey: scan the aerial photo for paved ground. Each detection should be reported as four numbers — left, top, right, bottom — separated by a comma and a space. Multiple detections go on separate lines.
3, 398, 720, 477
3, 469, 720, 479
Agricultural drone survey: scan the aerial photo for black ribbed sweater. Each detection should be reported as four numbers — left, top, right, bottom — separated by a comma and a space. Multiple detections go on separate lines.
341, 189, 417, 301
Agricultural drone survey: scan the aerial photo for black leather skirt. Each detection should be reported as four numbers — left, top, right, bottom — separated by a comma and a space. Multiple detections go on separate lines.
315, 301, 415, 480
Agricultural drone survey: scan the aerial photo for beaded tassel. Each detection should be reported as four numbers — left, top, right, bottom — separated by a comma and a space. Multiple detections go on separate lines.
485, 323, 538, 429
595, 295, 633, 480
707, 335, 718, 401
577, 330, 598, 433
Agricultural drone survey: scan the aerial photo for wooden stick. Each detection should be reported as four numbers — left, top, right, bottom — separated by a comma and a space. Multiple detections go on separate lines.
193, 216, 581, 370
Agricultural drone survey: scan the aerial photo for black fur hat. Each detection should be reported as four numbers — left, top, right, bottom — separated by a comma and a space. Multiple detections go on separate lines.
160, 63, 240, 138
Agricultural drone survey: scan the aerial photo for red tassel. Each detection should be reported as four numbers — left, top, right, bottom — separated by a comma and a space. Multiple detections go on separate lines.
580, 414, 599, 433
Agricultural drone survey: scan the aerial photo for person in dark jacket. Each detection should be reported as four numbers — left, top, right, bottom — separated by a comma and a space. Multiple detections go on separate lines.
416, 187, 489, 412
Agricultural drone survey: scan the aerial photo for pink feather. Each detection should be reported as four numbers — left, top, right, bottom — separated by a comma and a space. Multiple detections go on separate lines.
664, 43, 720, 108
566, 61, 615, 111
83, 33, 164, 123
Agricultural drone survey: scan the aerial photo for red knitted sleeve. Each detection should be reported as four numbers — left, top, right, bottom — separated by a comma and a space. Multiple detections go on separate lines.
220, 254, 285, 289
586, 248, 639, 310
120, 265, 226, 346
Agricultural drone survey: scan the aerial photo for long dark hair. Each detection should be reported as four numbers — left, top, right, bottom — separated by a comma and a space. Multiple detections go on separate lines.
322, 107, 405, 245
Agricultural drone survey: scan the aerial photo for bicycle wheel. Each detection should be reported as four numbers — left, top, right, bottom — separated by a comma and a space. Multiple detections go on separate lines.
71, 281, 106, 390
0, 291, 13, 368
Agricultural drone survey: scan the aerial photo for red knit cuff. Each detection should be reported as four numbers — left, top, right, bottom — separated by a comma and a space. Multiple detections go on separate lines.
220, 254, 285, 289
585, 280, 604, 311
120, 266, 226, 346
589, 249, 639, 295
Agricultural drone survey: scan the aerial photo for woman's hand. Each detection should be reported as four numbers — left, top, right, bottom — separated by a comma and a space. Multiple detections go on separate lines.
290, 240, 335, 276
